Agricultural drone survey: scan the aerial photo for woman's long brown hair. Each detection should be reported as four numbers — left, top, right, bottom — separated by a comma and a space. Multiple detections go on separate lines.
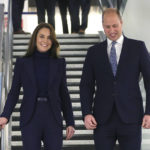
25, 23, 60, 58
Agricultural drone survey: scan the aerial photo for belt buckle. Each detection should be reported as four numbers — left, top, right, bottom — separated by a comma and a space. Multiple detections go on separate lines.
37, 97, 48, 102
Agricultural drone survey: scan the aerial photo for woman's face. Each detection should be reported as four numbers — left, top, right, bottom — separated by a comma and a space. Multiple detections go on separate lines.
36, 27, 52, 52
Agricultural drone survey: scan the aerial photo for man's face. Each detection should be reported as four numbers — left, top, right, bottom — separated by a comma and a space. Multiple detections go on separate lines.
103, 13, 123, 41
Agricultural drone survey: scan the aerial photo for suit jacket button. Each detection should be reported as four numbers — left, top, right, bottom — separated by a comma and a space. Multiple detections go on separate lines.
113, 81, 116, 85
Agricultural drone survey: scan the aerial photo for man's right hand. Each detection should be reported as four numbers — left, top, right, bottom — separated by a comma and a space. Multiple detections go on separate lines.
0, 117, 8, 130
84, 114, 97, 130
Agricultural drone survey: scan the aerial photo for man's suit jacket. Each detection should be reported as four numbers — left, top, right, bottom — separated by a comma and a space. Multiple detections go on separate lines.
1, 56, 74, 128
80, 36, 150, 125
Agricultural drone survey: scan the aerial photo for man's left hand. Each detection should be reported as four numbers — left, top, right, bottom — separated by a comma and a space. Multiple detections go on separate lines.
66, 126, 75, 140
142, 115, 150, 129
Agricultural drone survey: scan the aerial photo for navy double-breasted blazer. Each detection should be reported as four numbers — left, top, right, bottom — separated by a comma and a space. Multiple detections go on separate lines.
80, 36, 150, 124
1, 56, 74, 127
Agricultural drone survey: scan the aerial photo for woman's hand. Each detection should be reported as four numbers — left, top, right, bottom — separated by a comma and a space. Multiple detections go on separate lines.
0, 117, 8, 130
66, 126, 75, 140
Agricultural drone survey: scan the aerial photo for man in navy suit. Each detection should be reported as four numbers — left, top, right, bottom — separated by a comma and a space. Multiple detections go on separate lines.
80, 8, 150, 150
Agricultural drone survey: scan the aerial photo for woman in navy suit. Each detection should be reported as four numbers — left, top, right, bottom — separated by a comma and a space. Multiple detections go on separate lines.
0, 23, 75, 150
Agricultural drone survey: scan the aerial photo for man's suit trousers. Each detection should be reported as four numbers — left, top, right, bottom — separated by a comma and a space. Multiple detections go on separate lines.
94, 106, 141, 150
69, 0, 91, 33
12, 0, 25, 32
35, 0, 56, 28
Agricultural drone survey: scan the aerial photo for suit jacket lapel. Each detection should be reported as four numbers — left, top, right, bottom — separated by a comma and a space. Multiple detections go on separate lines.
24, 57, 37, 89
48, 58, 58, 89
116, 37, 129, 77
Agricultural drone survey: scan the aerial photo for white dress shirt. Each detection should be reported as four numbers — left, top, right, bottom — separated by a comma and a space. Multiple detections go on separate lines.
107, 35, 124, 64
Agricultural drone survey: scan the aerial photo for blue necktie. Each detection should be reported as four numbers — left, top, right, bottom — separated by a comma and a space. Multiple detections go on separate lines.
110, 41, 117, 76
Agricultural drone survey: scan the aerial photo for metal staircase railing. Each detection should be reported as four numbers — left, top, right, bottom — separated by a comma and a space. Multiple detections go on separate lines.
99, 0, 128, 14
0, 4, 4, 96
0, 0, 13, 149
0, 4, 4, 120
